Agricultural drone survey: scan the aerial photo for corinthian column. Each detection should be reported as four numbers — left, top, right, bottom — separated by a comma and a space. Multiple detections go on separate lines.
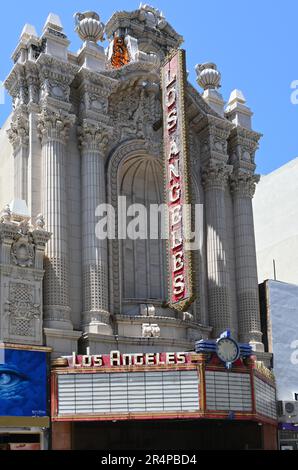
38, 109, 75, 329
230, 170, 263, 351
7, 109, 29, 202
78, 120, 113, 335
202, 162, 234, 337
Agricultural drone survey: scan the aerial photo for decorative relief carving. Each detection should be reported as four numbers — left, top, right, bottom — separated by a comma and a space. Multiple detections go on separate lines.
198, 115, 232, 164
142, 323, 160, 338
108, 81, 162, 149
201, 162, 233, 190
5, 283, 40, 337
228, 127, 262, 168
5, 61, 34, 111
7, 109, 29, 150
230, 170, 260, 198
37, 108, 75, 142
105, 5, 183, 58
11, 235, 34, 267
78, 119, 113, 154
37, 54, 78, 106
26, 68, 40, 104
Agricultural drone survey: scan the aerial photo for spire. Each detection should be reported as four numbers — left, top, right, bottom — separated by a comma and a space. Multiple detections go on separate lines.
20, 24, 38, 43
41, 13, 69, 61
43, 13, 63, 33
225, 89, 253, 129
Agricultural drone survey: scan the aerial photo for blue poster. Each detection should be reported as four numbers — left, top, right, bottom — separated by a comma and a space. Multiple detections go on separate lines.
0, 348, 48, 417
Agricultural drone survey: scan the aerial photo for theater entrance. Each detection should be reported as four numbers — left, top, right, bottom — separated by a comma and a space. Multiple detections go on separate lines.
52, 419, 277, 450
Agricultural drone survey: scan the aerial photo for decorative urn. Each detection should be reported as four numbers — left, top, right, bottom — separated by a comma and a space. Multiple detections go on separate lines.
74, 11, 105, 43
195, 62, 221, 90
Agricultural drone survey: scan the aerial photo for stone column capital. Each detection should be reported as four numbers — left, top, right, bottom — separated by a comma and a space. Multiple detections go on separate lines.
230, 170, 260, 198
201, 162, 233, 190
78, 119, 113, 154
37, 108, 76, 143
7, 111, 29, 151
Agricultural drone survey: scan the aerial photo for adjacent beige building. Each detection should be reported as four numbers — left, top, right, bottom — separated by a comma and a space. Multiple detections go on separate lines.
253, 157, 298, 285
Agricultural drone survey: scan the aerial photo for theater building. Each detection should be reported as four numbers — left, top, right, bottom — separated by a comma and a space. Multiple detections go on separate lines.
0, 5, 277, 449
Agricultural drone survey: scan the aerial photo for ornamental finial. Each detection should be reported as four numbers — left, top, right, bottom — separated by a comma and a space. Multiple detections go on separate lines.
195, 62, 221, 91
74, 11, 105, 43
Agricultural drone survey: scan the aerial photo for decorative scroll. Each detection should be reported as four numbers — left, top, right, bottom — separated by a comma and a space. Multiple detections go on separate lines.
110, 36, 130, 68
161, 49, 193, 311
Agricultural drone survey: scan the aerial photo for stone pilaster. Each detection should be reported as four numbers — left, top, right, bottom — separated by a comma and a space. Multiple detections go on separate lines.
0, 212, 50, 345
7, 108, 29, 202
201, 162, 234, 337
78, 120, 113, 335
38, 109, 75, 329
228, 126, 264, 351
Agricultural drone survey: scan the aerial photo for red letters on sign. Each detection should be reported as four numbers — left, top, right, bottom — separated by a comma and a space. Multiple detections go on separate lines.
162, 50, 192, 308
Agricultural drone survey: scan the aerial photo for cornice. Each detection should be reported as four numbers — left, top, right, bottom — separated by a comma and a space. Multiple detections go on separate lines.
4, 63, 26, 97
105, 9, 183, 47
36, 53, 79, 79
76, 67, 118, 94
101, 60, 160, 84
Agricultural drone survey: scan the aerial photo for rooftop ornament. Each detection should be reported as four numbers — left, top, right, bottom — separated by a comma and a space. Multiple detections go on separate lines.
74, 11, 105, 43
195, 62, 221, 91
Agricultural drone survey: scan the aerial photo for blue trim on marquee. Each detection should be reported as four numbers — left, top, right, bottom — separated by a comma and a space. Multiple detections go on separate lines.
195, 330, 253, 358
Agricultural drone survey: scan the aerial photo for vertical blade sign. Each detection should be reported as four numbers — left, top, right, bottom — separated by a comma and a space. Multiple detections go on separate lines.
161, 49, 193, 311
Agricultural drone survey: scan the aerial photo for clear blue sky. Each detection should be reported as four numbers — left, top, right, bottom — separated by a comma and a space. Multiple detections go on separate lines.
0, 0, 297, 175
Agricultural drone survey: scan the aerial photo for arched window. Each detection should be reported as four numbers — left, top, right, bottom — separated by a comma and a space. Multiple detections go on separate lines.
119, 156, 165, 303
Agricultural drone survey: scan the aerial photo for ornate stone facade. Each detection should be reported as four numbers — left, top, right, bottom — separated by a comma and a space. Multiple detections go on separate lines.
0, 6, 266, 358
0, 212, 50, 344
